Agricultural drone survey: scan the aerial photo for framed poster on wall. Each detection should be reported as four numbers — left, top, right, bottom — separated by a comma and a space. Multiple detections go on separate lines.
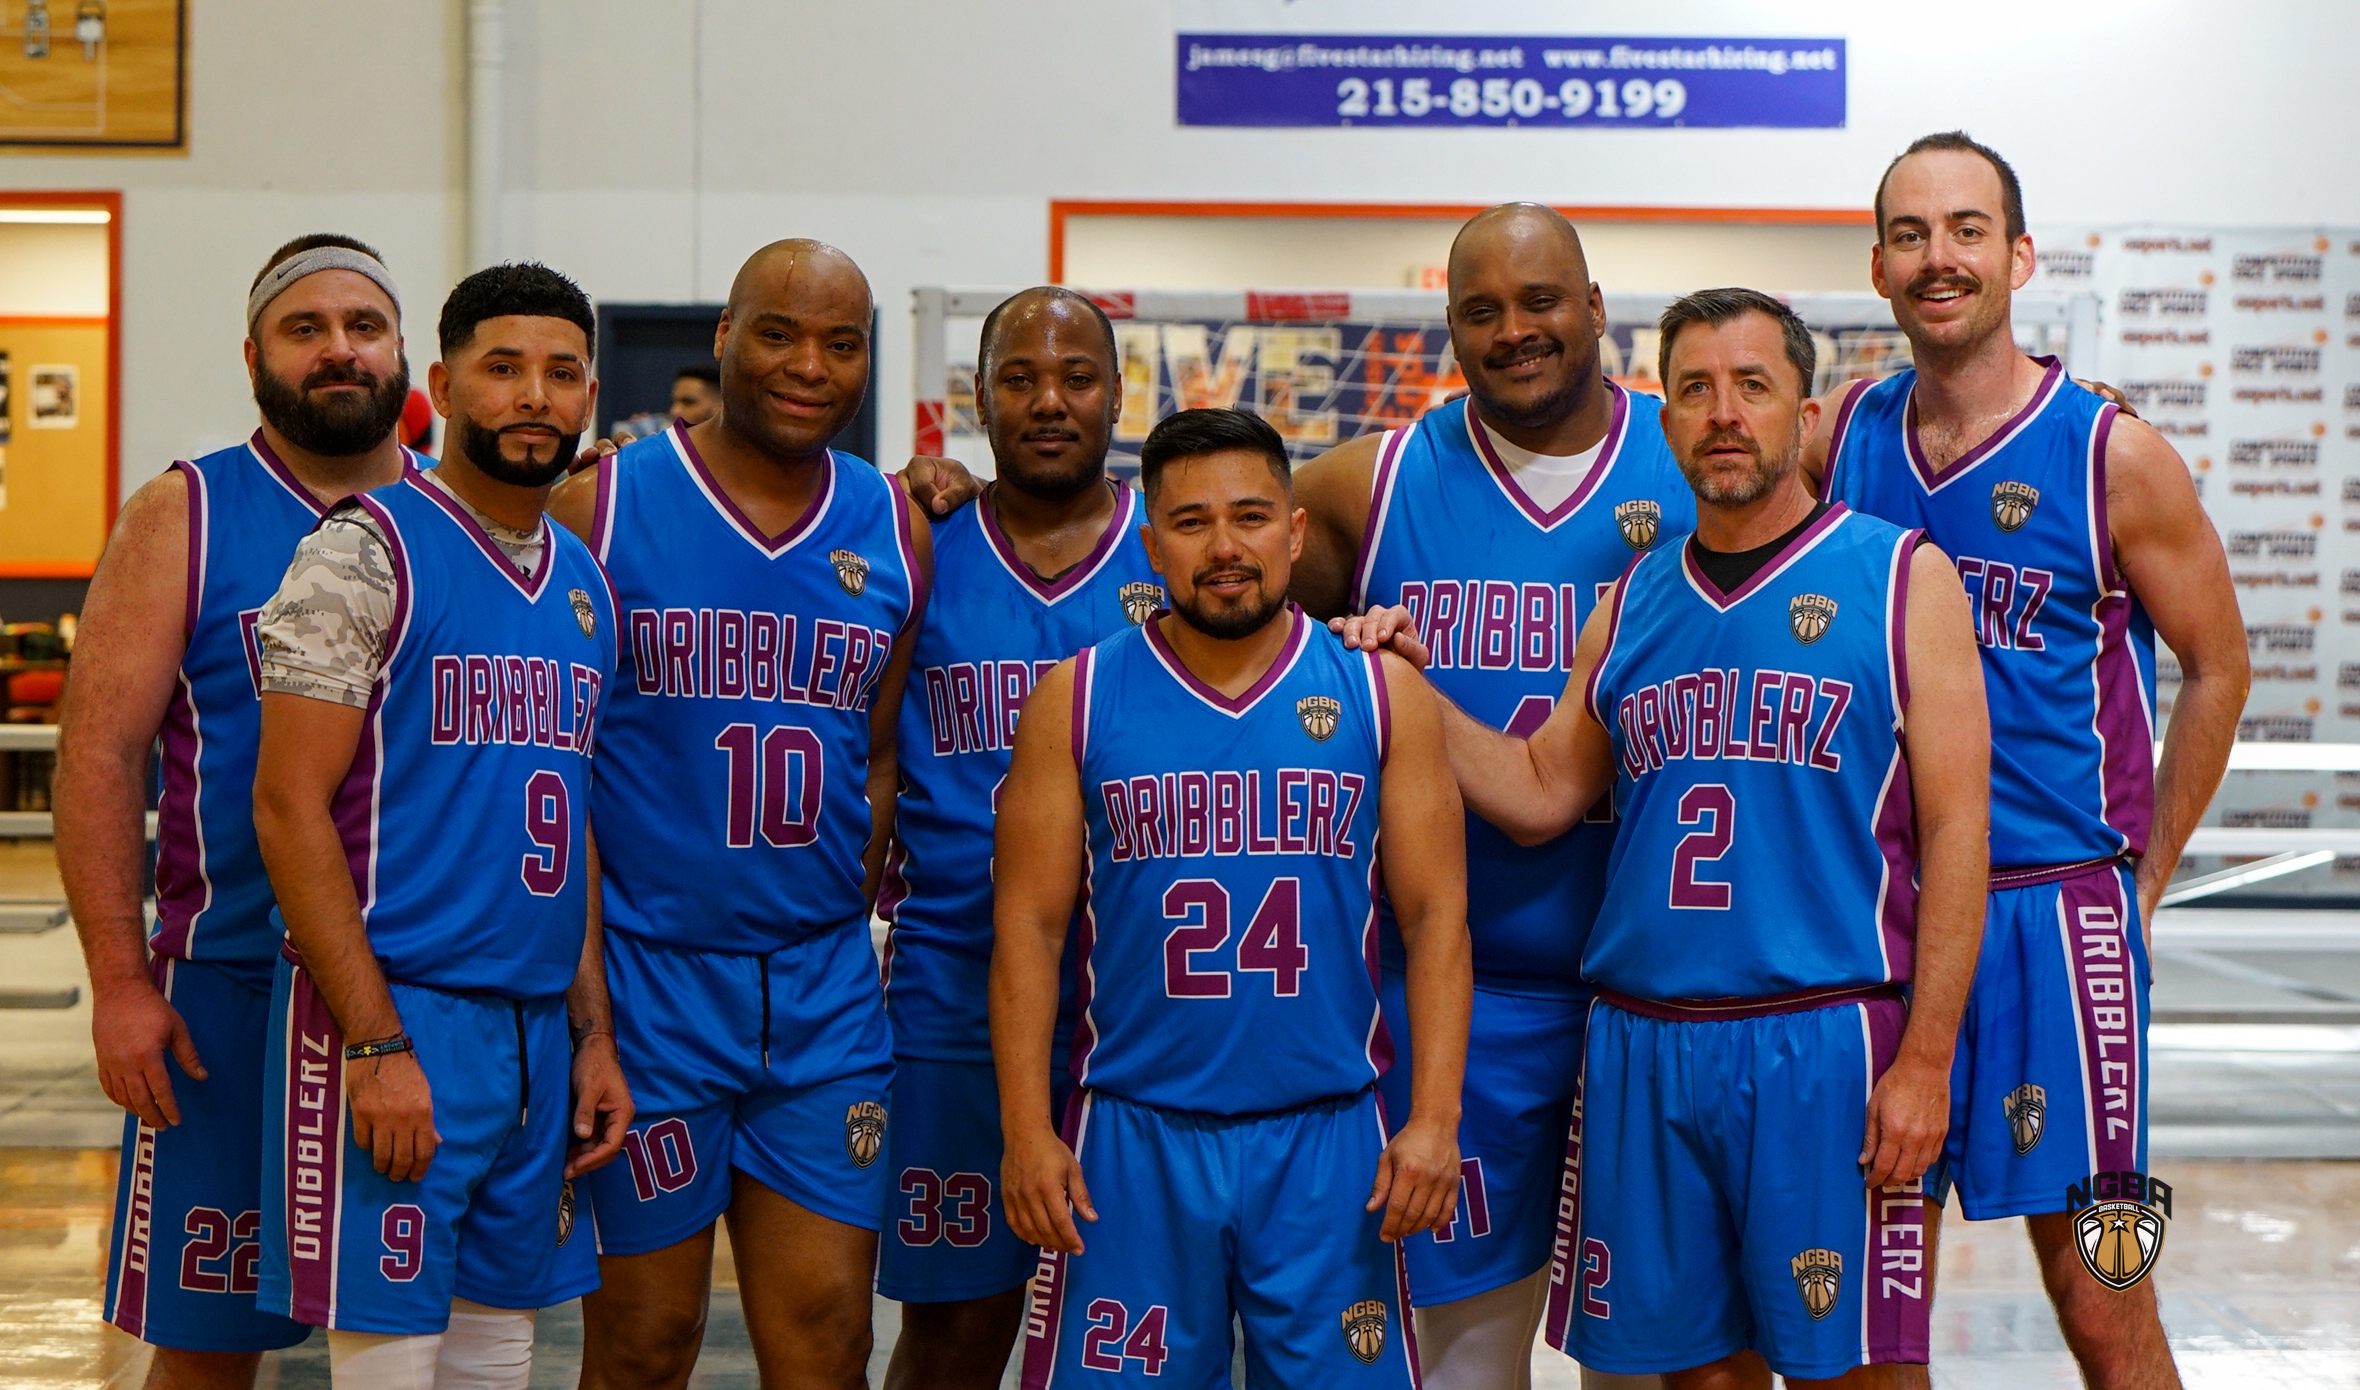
0, 0, 185, 150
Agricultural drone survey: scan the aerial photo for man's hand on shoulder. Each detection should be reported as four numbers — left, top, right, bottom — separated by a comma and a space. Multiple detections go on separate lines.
900, 455, 984, 517
1329, 604, 1428, 668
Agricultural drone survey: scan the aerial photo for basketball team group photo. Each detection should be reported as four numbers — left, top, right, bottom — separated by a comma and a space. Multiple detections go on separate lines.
2, 7, 2349, 1390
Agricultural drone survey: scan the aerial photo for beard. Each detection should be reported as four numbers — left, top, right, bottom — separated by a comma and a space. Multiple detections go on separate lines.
253, 355, 410, 457
1466, 336, 1587, 433
1170, 562, 1289, 640
1677, 426, 1797, 507
456, 414, 580, 489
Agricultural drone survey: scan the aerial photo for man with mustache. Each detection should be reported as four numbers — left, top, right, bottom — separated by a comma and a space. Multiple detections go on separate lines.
994, 406, 1471, 1388
873, 287, 1164, 1389
1293, 203, 1688, 1389
1809, 133, 2244, 1389
1399, 289, 1988, 1386
248, 262, 628, 1389
61, 235, 417, 1389
547, 240, 930, 1390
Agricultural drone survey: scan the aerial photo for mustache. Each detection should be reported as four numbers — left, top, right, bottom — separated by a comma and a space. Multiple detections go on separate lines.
1904, 268, 1982, 299
1688, 426, 1761, 462
1021, 427, 1080, 443
1192, 561, 1264, 588
301, 361, 382, 391
1483, 338, 1563, 370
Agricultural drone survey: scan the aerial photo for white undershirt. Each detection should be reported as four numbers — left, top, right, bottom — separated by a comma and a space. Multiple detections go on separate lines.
1476, 418, 1606, 512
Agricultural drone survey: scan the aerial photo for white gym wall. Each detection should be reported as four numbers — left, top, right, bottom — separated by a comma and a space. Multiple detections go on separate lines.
0, 0, 2354, 498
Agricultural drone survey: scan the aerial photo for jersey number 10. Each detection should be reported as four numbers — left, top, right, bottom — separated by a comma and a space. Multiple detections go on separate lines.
714, 723, 824, 849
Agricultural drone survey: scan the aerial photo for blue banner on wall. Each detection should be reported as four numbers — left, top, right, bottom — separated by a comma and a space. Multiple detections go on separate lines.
1176, 35, 1845, 129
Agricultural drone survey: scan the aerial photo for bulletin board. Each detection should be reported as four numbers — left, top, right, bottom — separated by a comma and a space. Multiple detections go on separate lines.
0, 0, 185, 150
0, 320, 109, 570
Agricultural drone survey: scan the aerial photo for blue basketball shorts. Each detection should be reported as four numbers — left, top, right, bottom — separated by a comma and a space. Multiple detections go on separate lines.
104, 955, 310, 1352
257, 956, 596, 1334
1020, 1088, 1418, 1389
581, 920, 894, 1255
1545, 994, 1932, 1381
879, 1058, 1076, 1304
1941, 860, 2149, 1219
1376, 971, 1584, 1304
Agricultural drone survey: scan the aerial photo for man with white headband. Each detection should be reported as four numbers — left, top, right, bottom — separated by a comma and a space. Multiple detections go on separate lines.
60, 234, 417, 1388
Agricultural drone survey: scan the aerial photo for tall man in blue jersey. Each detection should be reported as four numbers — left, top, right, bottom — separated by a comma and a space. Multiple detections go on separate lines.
1807, 134, 2246, 1390
59, 234, 419, 1389
995, 406, 1473, 1389
1293, 203, 1689, 1389
1382, 290, 1989, 1386
546, 240, 931, 1390
877, 287, 1163, 1388
250, 263, 630, 1389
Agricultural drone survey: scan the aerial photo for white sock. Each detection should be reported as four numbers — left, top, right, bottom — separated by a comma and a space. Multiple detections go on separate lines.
328, 1328, 445, 1390
436, 1298, 538, 1390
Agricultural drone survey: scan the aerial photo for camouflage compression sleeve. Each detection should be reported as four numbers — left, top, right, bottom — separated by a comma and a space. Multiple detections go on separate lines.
256, 511, 398, 710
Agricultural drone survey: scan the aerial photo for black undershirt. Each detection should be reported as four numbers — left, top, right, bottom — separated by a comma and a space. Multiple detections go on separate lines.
1688, 501, 1832, 593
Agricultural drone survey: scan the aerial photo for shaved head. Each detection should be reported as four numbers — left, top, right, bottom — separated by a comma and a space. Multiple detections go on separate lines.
1443, 203, 1606, 440
713, 239, 874, 461
728, 238, 873, 319
980, 286, 1117, 380
1447, 203, 1589, 304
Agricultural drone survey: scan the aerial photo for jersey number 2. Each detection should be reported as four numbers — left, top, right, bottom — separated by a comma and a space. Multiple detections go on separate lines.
1669, 784, 1734, 910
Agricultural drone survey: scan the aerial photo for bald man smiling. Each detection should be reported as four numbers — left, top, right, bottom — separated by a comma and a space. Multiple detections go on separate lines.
549, 240, 934, 1390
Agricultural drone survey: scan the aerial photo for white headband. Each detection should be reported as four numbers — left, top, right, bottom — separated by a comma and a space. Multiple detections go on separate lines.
247, 247, 401, 331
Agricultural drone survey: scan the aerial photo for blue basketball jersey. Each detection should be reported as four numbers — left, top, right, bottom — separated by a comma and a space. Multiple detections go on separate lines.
286, 471, 618, 1000
153, 435, 420, 969
1354, 388, 1693, 997
1072, 609, 1391, 1115
1585, 506, 1919, 1001
588, 423, 921, 953
881, 483, 1161, 1064
1823, 359, 2155, 870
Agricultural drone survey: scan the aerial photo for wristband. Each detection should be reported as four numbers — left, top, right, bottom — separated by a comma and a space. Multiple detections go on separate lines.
343, 1033, 414, 1061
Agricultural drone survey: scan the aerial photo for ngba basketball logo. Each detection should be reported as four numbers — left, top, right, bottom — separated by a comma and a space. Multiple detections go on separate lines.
2067, 1170, 2172, 1291
2003, 1082, 2047, 1154
844, 1101, 887, 1168
1340, 1298, 1388, 1363
1790, 1248, 1842, 1320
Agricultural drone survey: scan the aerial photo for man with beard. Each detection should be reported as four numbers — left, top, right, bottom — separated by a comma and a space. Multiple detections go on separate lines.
1809, 134, 2244, 1389
248, 262, 628, 1389
546, 240, 930, 1390
1399, 289, 1987, 1386
1294, 203, 1687, 1389
994, 406, 1471, 1389
61, 234, 415, 1388
873, 287, 1164, 1389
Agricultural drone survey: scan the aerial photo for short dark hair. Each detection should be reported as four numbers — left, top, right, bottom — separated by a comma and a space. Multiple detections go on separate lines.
675, 364, 719, 386
1656, 288, 1816, 395
978, 287, 1118, 380
1138, 408, 1290, 498
1874, 130, 2026, 244
250, 233, 384, 293
438, 262, 597, 360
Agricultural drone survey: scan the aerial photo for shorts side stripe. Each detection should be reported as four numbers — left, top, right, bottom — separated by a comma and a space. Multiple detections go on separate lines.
1541, 1000, 1592, 1352
1019, 1091, 1094, 1389
2060, 868, 2142, 1174
107, 958, 176, 1339
1373, 1096, 1424, 1388
282, 965, 348, 1327
1858, 998, 1930, 1365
